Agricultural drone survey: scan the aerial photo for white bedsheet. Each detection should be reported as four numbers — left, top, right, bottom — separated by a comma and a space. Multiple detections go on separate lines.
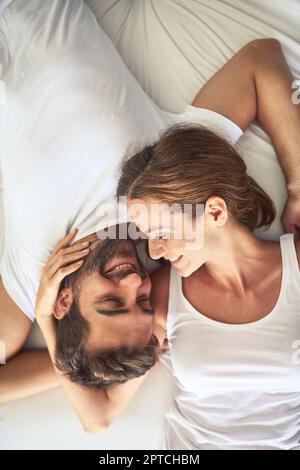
1, 0, 300, 450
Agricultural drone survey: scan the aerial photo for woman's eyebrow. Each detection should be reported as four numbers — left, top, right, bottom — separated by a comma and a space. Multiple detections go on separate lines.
143, 227, 169, 235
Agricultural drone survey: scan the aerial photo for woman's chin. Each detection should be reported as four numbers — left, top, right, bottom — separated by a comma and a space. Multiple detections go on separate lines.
181, 272, 191, 278
176, 262, 202, 278
176, 267, 193, 278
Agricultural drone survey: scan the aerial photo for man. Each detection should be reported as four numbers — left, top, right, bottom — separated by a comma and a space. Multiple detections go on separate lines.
1, 0, 300, 432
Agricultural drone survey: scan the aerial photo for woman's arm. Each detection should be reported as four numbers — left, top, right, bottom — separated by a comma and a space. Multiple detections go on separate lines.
192, 38, 300, 235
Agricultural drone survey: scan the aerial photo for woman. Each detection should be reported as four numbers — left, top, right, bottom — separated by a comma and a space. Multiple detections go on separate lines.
115, 123, 300, 450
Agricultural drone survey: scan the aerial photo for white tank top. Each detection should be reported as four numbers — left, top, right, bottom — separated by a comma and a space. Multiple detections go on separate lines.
163, 234, 300, 450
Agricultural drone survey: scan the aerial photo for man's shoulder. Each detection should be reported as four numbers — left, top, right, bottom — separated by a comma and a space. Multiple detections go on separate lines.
294, 239, 300, 269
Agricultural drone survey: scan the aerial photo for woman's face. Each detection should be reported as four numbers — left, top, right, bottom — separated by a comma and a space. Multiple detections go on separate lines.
128, 197, 227, 277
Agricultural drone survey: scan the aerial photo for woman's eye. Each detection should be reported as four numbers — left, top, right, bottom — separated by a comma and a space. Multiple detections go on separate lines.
153, 233, 169, 240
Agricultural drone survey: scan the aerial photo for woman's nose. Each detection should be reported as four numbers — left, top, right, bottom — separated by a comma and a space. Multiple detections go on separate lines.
118, 272, 143, 288
148, 239, 167, 260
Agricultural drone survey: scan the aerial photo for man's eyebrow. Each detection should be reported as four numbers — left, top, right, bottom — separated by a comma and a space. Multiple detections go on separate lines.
95, 307, 155, 316
95, 295, 125, 304
96, 309, 130, 316
94, 296, 155, 316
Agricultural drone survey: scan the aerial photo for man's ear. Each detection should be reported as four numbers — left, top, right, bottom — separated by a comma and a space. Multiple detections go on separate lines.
53, 287, 74, 320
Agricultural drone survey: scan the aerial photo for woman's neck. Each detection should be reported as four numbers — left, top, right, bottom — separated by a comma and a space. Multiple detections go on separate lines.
202, 226, 277, 295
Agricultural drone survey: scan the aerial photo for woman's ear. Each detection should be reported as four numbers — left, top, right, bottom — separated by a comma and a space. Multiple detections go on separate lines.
53, 288, 74, 320
205, 196, 228, 227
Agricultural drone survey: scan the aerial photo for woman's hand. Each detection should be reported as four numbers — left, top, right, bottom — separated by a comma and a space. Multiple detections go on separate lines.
281, 191, 300, 239
35, 229, 97, 320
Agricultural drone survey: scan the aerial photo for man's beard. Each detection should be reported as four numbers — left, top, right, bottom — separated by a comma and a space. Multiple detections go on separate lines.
67, 238, 148, 290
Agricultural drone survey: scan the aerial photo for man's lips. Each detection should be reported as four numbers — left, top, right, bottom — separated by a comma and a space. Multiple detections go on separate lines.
104, 258, 138, 275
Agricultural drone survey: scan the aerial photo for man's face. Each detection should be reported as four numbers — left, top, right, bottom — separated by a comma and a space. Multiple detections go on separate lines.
69, 238, 154, 351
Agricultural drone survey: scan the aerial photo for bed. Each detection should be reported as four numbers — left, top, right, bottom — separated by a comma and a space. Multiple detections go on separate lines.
1, 0, 300, 450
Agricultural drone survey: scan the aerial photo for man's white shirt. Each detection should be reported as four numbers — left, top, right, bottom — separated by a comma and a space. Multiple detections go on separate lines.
0, 0, 243, 320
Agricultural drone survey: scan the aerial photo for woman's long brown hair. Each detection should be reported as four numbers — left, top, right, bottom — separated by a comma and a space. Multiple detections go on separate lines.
117, 123, 275, 231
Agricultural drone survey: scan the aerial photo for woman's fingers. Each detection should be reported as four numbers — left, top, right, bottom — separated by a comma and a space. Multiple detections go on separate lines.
64, 240, 90, 253
47, 248, 90, 279
51, 231, 98, 260
45, 230, 99, 278
74, 232, 98, 245
52, 260, 84, 285
48, 240, 90, 269
52, 229, 78, 256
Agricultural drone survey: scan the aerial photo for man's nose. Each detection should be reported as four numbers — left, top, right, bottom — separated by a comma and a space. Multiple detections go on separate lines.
118, 272, 143, 288
148, 239, 167, 260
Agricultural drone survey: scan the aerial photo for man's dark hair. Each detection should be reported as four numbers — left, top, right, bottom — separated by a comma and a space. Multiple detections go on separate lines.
55, 302, 160, 389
